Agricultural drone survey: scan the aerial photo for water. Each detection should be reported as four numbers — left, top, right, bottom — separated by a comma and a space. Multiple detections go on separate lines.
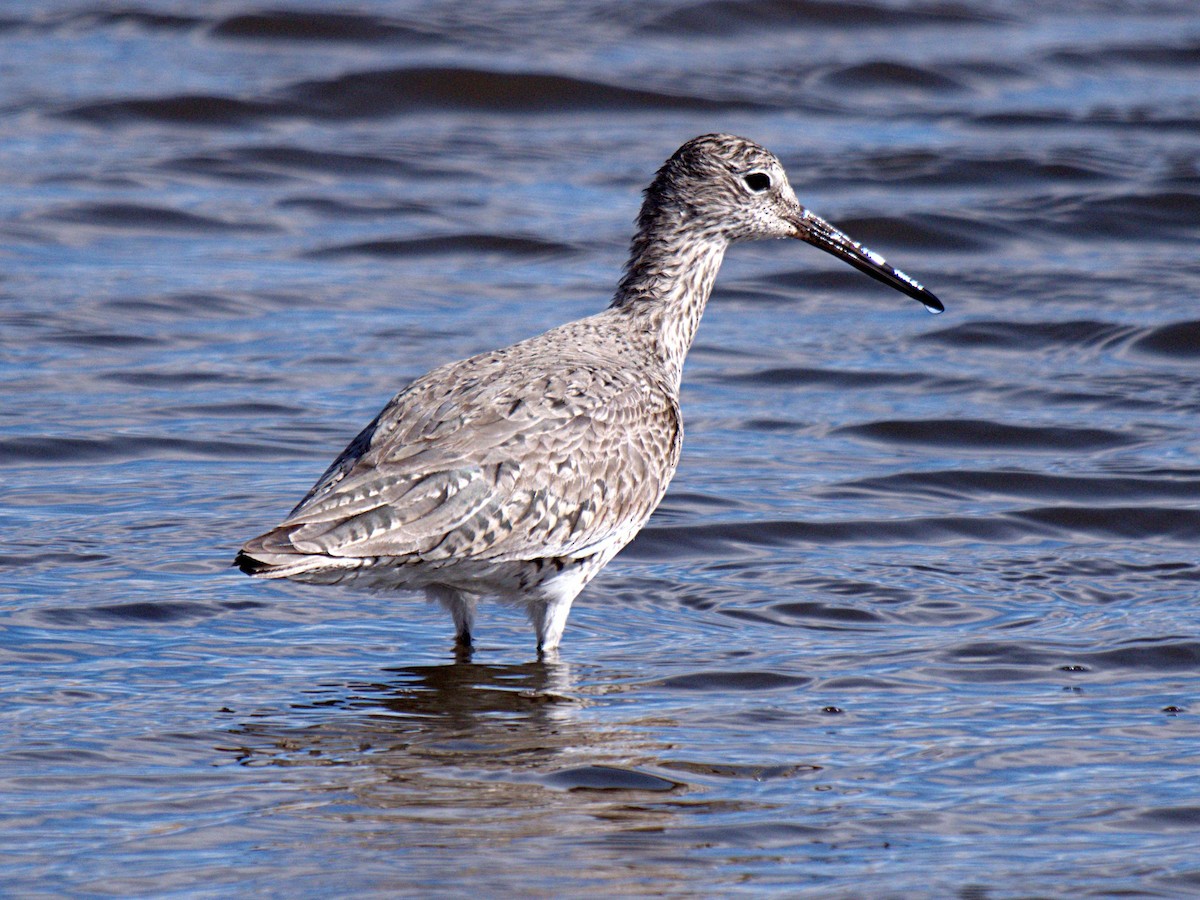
2, 1, 1199, 895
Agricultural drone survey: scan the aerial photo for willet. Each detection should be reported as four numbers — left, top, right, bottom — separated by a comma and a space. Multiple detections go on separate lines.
235, 133, 942, 654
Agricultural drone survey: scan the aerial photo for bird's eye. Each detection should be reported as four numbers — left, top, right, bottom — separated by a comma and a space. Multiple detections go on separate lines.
743, 172, 771, 193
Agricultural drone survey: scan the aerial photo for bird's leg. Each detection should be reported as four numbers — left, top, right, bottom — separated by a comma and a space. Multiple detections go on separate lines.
426, 585, 479, 649
529, 583, 581, 655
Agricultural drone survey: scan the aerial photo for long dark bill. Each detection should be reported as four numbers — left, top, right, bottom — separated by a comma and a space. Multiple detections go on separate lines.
791, 209, 943, 314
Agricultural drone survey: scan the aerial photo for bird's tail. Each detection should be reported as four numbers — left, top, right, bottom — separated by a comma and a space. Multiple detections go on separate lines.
233, 530, 357, 582
232, 548, 285, 577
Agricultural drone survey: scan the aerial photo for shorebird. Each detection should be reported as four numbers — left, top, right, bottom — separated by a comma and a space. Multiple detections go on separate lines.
235, 133, 942, 654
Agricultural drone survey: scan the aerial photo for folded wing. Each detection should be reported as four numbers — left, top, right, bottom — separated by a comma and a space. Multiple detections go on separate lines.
238, 350, 680, 577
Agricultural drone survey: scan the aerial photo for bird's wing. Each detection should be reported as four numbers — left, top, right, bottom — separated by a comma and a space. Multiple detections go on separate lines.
257, 351, 680, 565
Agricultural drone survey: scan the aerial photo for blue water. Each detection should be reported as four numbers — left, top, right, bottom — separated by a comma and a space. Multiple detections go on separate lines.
2, 1, 1199, 895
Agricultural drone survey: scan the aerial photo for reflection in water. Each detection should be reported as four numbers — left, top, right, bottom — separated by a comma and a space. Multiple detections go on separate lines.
221, 659, 718, 890
226, 657, 692, 794
230, 658, 586, 769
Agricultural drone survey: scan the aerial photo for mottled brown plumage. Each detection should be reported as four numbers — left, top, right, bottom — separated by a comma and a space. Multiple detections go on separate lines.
236, 134, 941, 653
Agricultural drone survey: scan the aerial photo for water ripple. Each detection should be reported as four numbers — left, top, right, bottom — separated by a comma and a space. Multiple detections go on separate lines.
283, 66, 761, 118
305, 234, 577, 260
642, 0, 1002, 33
837, 418, 1139, 452
210, 11, 439, 44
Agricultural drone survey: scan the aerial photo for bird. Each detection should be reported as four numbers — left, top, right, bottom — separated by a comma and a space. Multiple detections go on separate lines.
235, 133, 942, 655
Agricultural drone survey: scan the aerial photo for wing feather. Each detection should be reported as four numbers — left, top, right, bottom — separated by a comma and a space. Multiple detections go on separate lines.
248, 340, 681, 569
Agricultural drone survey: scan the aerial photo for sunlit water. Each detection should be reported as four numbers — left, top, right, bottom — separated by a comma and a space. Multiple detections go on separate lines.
2, 1, 1199, 895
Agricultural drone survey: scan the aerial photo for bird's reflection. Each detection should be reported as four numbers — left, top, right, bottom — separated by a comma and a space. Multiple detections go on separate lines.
218, 651, 783, 890
225, 654, 600, 776
348, 654, 580, 731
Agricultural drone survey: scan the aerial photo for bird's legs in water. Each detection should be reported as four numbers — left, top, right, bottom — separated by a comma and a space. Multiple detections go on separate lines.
528, 575, 585, 656
426, 585, 479, 650
429, 578, 582, 655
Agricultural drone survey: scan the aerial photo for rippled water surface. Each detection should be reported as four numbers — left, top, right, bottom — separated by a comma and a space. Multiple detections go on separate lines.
3, 0, 1199, 895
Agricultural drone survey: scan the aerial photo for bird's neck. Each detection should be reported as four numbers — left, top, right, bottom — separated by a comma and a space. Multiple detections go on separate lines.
609, 225, 729, 392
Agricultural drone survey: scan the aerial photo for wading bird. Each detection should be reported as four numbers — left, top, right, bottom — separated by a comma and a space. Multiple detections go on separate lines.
235, 134, 942, 654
